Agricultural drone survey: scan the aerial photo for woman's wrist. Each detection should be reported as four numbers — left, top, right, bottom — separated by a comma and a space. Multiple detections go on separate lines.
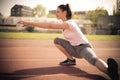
24, 21, 31, 26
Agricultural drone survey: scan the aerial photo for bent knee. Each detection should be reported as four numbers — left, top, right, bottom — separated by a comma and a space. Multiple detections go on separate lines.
54, 38, 61, 44
89, 57, 98, 65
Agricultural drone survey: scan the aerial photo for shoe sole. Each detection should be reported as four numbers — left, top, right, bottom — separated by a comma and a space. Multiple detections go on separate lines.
59, 63, 76, 66
107, 58, 119, 80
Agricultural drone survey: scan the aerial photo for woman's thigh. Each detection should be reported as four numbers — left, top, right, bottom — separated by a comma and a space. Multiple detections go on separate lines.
80, 47, 98, 65
54, 38, 78, 57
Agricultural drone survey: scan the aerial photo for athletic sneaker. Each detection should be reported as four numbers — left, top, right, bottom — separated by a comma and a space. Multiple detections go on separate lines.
107, 58, 119, 80
60, 58, 76, 66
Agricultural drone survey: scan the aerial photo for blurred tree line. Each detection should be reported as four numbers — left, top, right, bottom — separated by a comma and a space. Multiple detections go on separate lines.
86, 7, 108, 26
32, 4, 46, 17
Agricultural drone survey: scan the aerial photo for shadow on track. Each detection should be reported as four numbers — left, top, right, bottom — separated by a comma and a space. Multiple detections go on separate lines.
0, 66, 108, 80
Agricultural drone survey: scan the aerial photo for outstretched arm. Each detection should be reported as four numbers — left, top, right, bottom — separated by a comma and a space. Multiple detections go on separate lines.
18, 21, 69, 29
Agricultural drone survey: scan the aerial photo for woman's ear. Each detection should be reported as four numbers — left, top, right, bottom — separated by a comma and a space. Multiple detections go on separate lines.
63, 11, 67, 17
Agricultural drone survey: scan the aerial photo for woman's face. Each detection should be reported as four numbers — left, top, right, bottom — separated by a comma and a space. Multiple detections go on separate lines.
56, 8, 66, 20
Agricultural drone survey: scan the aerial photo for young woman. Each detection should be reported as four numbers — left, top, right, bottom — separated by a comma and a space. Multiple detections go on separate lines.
18, 4, 119, 80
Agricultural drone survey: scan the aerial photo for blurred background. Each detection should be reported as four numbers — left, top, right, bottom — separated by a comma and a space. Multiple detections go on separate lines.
0, 0, 120, 35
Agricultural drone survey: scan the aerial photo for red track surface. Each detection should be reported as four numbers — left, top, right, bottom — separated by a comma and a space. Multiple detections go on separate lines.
0, 39, 120, 80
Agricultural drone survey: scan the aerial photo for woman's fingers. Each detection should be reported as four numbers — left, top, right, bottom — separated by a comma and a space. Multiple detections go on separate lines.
17, 21, 28, 27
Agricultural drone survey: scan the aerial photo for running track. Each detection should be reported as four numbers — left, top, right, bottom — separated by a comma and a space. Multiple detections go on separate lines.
0, 39, 120, 80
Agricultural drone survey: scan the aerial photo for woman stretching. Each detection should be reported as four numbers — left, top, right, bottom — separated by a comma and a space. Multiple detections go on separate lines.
18, 4, 119, 80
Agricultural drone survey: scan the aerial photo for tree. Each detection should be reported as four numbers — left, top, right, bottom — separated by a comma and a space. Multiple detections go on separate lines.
108, 23, 117, 35
0, 12, 3, 17
47, 13, 56, 18
72, 14, 81, 19
32, 4, 46, 17
114, 11, 120, 16
86, 7, 108, 25
25, 26, 34, 32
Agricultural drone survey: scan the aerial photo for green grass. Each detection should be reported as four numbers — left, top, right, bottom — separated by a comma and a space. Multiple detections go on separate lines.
86, 35, 120, 41
0, 32, 64, 40
0, 32, 120, 41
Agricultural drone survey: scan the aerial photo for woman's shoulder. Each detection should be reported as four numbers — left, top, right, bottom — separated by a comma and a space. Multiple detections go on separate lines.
64, 19, 79, 30
65, 19, 75, 24
65, 19, 77, 25
66, 19, 73, 22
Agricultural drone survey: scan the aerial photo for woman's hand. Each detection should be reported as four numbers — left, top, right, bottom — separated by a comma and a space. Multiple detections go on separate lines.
17, 21, 29, 27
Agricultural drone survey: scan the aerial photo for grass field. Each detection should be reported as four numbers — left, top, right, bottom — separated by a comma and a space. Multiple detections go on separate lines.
0, 32, 120, 41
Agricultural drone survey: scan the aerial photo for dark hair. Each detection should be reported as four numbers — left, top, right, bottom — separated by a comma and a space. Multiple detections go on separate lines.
58, 4, 72, 20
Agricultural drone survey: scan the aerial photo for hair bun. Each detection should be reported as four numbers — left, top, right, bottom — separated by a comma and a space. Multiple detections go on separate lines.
66, 3, 71, 10
66, 4, 69, 8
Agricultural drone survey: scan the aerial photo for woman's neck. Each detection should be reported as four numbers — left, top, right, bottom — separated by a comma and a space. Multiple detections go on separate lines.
62, 17, 67, 22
